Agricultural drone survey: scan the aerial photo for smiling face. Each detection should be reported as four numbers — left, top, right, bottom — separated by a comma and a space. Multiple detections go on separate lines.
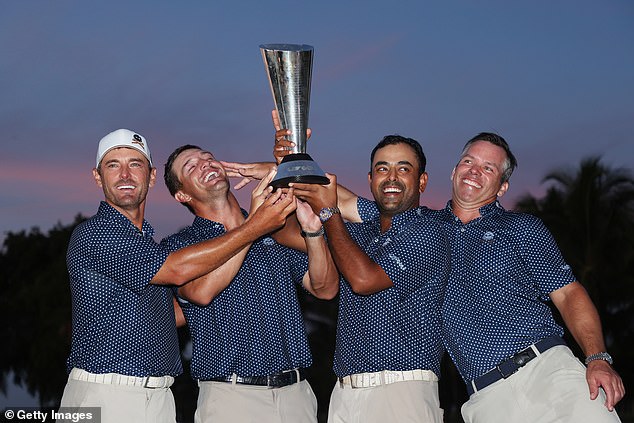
170, 148, 229, 207
369, 143, 427, 217
93, 147, 155, 213
450, 140, 509, 213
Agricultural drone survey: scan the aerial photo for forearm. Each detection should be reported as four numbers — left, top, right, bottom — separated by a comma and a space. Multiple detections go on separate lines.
552, 281, 625, 409
324, 216, 392, 295
302, 235, 339, 299
271, 214, 307, 252
153, 221, 261, 285
337, 184, 361, 223
551, 281, 606, 356
177, 245, 251, 306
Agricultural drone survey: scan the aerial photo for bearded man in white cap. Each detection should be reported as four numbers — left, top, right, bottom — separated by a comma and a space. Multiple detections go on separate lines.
60, 129, 297, 423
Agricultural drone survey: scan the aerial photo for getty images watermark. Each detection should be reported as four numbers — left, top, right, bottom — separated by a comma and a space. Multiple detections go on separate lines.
2, 407, 100, 422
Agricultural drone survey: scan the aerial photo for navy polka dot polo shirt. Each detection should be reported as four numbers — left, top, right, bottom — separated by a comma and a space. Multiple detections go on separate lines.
66, 201, 182, 377
161, 214, 312, 380
334, 206, 450, 378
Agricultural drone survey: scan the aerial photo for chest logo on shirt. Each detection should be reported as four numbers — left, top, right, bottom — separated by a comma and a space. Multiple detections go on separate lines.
481, 231, 495, 244
388, 253, 406, 270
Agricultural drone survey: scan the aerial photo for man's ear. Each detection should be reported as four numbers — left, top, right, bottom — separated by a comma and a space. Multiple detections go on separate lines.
175, 191, 191, 204
419, 172, 428, 193
92, 168, 102, 188
367, 171, 372, 186
497, 181, 509, 198
149, 168, 157, 188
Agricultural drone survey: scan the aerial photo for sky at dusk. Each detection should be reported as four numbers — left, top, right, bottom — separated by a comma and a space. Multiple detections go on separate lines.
1, 0, 633, 245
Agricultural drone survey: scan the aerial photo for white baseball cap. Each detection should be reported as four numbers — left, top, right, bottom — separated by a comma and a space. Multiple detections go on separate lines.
96, 128, 153, 167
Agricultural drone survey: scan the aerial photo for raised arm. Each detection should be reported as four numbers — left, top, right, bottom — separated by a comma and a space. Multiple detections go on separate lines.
152, 184, 296, 286
550, 281, 625, 411
292, 174, 393, 295
167, 172, 279, 304
295, 200, 339, 299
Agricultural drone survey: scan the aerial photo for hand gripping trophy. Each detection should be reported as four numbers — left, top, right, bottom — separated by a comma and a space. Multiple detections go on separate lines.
260, 44, 329, 188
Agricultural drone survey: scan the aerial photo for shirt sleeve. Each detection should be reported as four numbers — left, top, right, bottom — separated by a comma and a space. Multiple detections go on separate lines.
366, 219, 450, 298
75, 220, 169, 294
520, 215, 576, 299
357, 196, 379, 222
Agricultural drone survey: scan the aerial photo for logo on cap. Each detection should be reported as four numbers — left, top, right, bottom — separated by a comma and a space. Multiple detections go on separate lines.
132, 134, 145, 149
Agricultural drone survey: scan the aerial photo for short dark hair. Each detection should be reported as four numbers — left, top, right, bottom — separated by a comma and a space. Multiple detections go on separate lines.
370, 135, 427, 177
461, 132, 517, 183
164, 144, 201, 214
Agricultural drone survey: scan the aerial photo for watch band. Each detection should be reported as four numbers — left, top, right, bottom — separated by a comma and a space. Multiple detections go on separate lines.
300, 227, 325, 238
584, 352, 613, 365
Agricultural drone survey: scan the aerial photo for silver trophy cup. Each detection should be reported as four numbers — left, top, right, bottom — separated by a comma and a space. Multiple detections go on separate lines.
260, 43, 329, 188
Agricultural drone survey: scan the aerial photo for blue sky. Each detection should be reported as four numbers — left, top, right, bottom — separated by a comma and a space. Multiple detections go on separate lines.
1, 0, 633, 244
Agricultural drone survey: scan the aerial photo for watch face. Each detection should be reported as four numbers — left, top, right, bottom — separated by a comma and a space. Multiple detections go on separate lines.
319, 208, 332, 222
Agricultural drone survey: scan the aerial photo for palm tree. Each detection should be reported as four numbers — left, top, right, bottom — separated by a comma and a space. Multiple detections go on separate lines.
515, 156, 634, 416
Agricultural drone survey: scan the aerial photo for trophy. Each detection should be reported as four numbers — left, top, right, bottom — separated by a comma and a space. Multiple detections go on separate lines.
260, 44, 329, 188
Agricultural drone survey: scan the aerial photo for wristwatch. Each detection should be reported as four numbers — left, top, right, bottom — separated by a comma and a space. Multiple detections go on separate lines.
300, 226, 325, 238
584, 352, 613, 365
319, 207, 341, 223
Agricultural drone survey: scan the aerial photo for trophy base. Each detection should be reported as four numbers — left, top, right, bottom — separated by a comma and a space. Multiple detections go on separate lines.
270, 153, 330, 189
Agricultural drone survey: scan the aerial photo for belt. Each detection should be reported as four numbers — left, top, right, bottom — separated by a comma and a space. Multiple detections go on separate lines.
467, 336, 566, 395
69, 368, 174, 389
206, 368, 306, 388
339, 369, 438, 389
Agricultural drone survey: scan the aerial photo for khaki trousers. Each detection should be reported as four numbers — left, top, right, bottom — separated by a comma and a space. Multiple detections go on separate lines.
461, 346, 622, 423
195, 379, 318, 423
60, 378, 176, 423
327, 379, 443, 423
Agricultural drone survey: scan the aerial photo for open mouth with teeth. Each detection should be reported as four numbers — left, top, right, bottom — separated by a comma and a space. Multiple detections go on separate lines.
462, 178, 482, 189
117, 184, 136, 190
383, 186, 403, 194
204, 171, 219, 183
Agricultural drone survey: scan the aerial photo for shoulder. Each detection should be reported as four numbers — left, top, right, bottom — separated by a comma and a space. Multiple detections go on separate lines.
160, 226, 198, 251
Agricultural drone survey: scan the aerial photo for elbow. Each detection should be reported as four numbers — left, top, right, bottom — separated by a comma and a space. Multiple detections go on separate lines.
179, 286, 216, 307
351, 286, 375, 296
315, 285, 339, 300
348, 279, 375, 296
184, 292, 214, 307
189, 297, 212, 307
347, 275, 389, 296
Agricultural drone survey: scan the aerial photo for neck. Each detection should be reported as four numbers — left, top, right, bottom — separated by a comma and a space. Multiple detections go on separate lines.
192, 192, 244, 230
108, 201, 146, 232
451, 198, 494, 223
379, 214, 392, 233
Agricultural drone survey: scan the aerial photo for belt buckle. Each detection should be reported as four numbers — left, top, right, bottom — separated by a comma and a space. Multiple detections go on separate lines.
496, 348, 537, 379
267, 372, 286, 388
513, 349, 536, 367
266, 373, 276, 388
495, 362, 518, 379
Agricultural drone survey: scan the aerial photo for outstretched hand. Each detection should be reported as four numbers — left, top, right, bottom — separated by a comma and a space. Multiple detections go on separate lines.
586, 360, 625, 411
220, 161, 276, 190
246, 169, 297, 235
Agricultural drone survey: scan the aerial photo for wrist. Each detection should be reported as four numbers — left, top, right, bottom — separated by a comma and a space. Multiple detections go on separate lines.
585, 352, 613, 365
301, 226, 324, 238
319, 206, 341, 223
